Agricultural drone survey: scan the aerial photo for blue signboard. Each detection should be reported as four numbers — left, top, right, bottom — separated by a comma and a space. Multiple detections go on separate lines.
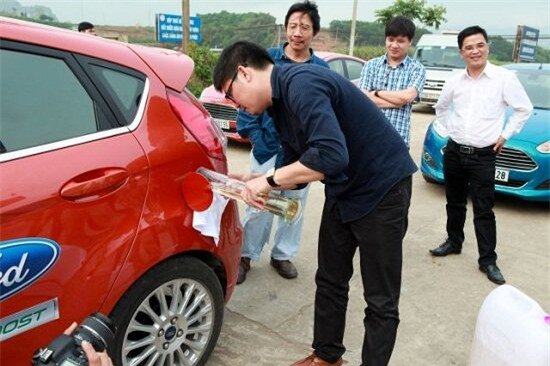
156, 13, 202, 43
518, 26, 539, 62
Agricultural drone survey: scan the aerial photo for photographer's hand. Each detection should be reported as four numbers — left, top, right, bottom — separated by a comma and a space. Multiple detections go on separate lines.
63, 323, 114, 366
82, 341, 113, 366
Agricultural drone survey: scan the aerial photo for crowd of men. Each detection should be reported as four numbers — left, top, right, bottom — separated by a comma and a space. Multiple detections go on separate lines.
72, 1, 533, 364
215, 1, 533, 365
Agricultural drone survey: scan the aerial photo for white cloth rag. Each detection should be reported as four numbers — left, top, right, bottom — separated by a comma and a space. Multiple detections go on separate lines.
192, 193, 229, 245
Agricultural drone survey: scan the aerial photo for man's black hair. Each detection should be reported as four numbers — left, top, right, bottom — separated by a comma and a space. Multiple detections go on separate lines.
78, 21, 94, 32
284, 0, 321, 35
458, 26, 488, 49
385, 16, 415, 41
213, 41, 274, 91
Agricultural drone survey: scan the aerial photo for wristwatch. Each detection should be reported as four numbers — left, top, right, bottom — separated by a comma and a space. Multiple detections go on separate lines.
266, 174, 280, 188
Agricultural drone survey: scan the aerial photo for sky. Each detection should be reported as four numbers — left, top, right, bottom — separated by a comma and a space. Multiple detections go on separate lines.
17, 0, 550, 36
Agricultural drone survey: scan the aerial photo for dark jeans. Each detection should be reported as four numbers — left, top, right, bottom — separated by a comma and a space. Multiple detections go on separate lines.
313, 176, 412, 366
444, 140, 497, 266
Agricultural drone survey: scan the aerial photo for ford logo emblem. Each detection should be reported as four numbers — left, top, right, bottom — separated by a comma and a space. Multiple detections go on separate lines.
0, 238, 60, 301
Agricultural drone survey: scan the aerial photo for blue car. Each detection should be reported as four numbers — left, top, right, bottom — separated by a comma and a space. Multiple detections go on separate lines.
420, 63, 550, 202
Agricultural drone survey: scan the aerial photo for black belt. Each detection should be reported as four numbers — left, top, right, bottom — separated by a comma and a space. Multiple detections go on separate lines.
447, 139, 495, 155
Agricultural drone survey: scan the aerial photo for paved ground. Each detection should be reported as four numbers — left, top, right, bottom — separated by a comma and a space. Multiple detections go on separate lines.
208, 106, 549, 366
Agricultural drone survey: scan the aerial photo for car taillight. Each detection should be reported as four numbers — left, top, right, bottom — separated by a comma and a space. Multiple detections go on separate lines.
167, 89, 227, 161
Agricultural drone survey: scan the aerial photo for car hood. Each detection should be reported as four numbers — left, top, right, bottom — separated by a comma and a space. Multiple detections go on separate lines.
507, 107, 549, 145
199, 85, 237, 107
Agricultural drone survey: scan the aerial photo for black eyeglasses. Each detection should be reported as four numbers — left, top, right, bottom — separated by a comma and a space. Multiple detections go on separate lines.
225, 70, 239, 103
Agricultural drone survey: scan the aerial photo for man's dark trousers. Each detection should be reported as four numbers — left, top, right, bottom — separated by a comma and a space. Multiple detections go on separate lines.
443, 140, 497, 266
312, 176, 412, 366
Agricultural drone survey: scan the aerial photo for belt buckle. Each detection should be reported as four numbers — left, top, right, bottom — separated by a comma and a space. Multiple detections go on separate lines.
459, 145, 475, 154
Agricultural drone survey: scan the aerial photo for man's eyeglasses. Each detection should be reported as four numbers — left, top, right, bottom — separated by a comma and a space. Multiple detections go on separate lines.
225, 69, 239, 104
287, 23, 312, 33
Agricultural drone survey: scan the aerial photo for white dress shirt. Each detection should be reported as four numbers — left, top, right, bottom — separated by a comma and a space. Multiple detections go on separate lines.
435, 62, 533, 148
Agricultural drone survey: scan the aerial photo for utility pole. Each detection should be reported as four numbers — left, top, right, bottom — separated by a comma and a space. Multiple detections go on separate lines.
349, 0, 358, 56
182, 0, 190, 53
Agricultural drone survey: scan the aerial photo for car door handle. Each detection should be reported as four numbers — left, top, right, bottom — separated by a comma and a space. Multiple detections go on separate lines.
60, 168, 129, 199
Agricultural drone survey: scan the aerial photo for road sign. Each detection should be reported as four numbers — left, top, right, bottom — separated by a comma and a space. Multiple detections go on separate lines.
156, 13, 202, 43
513, 25, 539, 62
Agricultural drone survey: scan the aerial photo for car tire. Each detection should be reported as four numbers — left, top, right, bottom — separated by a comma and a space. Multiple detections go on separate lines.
422, 173, 439, 184
110, 256, 224, 366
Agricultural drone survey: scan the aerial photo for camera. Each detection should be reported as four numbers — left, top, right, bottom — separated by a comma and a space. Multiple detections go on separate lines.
32, 313, 116, 366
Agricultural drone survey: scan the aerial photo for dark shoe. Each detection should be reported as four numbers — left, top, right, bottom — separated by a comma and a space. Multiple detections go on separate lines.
236, 257, 251, 285
291, 354, 344, 366
429, 240, 462, 256
270, 258, 298, 279
479, 264, 505, 285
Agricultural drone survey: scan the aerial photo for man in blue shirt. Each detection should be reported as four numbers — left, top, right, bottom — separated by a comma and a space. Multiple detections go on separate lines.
359, 16, 425, 146
236, 0, 329, 285
214, 41, 417, 366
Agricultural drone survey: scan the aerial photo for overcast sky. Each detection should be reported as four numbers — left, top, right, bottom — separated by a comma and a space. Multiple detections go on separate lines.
17, 0, 549, 36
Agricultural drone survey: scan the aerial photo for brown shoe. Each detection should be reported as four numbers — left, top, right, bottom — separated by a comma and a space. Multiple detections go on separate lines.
236, 257, 251, 285
291, 354, 344, 366
270, 258, 298, 279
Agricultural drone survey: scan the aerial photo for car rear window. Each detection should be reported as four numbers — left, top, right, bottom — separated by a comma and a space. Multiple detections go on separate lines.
89, 64, 145, 124
0, 49, 103, 153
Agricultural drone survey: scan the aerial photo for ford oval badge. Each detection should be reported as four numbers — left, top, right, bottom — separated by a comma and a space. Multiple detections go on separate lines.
0, 238, 60, 301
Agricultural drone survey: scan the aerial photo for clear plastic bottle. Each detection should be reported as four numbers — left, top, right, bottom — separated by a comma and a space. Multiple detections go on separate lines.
197, 168, 302, 222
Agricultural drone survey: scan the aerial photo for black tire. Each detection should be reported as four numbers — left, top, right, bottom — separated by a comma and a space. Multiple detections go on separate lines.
110, 256, 224, 366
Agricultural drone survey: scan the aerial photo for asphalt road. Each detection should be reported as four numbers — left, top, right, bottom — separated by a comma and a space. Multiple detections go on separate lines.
208, 106, 549, 366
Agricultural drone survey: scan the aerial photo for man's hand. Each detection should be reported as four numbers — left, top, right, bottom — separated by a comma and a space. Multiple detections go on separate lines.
242, 175, 272, 209
63, 323, 114, 366
494, 136, 507, 154
82, 341, 113, 366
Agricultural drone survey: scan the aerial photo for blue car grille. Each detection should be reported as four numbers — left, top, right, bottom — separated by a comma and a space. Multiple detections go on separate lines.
496, 147, 537, 171
202, 102, 238, 121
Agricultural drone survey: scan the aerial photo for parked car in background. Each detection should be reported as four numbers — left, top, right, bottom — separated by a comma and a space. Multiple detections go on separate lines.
413, 31, 464, 106
0, 17, 242, 366
420, 63, 550, 202
200, 51, 366, 143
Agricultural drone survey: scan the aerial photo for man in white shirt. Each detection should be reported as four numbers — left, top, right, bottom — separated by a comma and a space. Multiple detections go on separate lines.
429, 26, 532, 285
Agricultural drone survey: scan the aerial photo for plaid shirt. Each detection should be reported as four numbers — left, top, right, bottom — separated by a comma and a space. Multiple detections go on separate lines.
359, 54, 425, 146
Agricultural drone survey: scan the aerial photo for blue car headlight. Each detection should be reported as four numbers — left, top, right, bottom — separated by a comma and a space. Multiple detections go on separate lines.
536, 140, 550, 154
432, 119, 449, 138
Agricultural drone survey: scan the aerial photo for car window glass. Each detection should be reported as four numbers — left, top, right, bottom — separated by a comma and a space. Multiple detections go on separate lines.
346, 60, 364, 80
0, 49, 100, 153
90, 65, 144, 124
328, 59, 345, 77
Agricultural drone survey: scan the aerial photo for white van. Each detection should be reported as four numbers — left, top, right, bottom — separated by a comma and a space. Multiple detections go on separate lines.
413, 31, 465, 106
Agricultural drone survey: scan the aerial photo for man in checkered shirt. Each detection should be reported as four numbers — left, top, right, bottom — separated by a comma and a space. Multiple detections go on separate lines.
359, 16, 426, 146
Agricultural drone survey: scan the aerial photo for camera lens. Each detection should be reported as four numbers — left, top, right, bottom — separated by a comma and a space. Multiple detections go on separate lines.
74, 313, 116, 352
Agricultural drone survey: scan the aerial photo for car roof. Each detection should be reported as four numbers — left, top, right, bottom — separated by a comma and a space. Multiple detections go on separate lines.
0, 16, 194, 92
504, 63, 550, 71
315, 51, 365, 63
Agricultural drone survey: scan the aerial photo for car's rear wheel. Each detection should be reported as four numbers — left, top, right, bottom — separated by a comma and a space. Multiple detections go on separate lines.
110, 257, 224, 366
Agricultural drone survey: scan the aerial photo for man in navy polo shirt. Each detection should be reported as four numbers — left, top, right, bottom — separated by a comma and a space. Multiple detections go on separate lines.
213, 41, 416, 366
236, 0, 329, 285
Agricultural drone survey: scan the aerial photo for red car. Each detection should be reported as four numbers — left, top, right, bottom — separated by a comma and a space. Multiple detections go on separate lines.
199, 51, 365, 143
0, 17, 242, 366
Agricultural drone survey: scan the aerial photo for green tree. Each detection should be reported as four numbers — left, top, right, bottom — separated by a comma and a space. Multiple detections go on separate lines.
186, 43, 219, 97
375, 0, 446, 29
199, 11, 278, 49
330, 20, 431, 47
